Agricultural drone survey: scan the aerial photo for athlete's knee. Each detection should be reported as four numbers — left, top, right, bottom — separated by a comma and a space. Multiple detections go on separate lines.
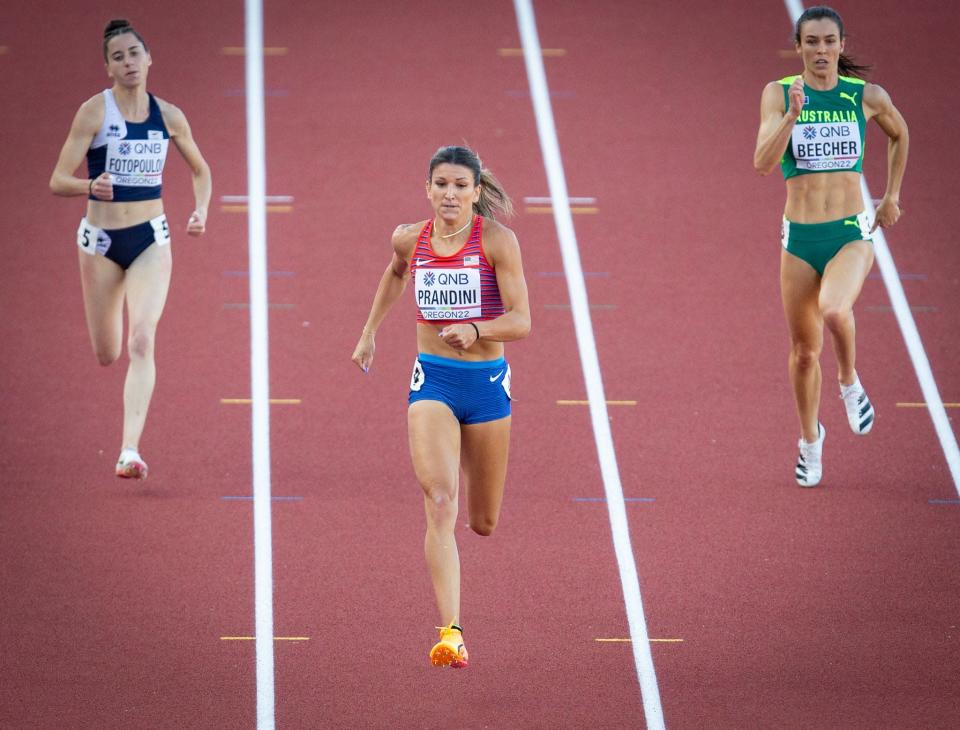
94, 345, 121, 366
790, 341, 820, 372
423, 485, 457, 524
127, 327, 156, 360
820, 303, 853, 332
469, 514, 497, 537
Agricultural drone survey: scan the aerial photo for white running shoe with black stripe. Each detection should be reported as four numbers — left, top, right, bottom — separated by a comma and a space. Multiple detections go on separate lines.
795, 422, 825, 487
840, 375, 874, 435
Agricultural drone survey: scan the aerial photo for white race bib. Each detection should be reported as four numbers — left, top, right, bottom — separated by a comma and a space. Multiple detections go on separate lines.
105, 138, 168, 187
415, 268, 482, 320
791, 121, 862, 172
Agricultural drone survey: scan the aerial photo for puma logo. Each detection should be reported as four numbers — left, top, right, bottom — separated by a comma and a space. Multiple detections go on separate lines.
843, 218, 860, 228
839, 91, 858, 106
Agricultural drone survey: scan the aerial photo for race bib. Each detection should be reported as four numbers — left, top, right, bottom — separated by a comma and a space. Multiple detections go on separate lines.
415, 268, 482, 320
410, 359, 425, 392
150, 215, 171, 246
76, 220, 111, 256
791, 121, 862, 172
105, 137, 168, 187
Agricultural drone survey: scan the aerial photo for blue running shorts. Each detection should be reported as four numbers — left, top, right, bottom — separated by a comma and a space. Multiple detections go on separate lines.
408, 353, 512, 425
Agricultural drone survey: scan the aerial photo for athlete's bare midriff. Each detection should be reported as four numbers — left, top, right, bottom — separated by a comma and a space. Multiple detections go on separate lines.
416, 322, 505, 361
784, 170, 864, 223
86, 198, 164, 229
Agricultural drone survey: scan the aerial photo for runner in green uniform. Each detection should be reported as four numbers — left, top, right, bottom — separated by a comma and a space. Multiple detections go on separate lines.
753, 5, 908, 487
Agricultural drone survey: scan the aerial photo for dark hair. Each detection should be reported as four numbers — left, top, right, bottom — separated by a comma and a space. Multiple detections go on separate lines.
103, 18, 148, 61
427, 145, 514, 219
795, 6, 871, 79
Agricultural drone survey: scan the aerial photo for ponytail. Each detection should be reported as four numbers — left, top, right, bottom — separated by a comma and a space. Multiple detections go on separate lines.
838, 53, 871, 80
475, 168, 513, 219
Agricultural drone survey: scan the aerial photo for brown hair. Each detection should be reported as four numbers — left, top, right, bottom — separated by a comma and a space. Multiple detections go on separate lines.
795, 6, 871, 79
428, 145, 514, 219
103, 18, 148, 61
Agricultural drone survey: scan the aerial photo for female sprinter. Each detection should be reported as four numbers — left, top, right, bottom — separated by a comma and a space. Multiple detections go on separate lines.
754, 5, 907, 487
50, 19, 211, 480
351, 146, 531, 667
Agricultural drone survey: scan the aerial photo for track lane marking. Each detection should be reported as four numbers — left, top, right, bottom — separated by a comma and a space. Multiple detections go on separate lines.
243, 1, 276, 727
221, 398, 300, 404
527, 206, 598, 214
224, 46, 287, 55
557, 400, 637, 406
596, 638, 684, 643
221, 637, 309, 641
499, 47, 566, 57
222, 205, 293, 213
513, 1, 664, 726
897, 403, 959, 408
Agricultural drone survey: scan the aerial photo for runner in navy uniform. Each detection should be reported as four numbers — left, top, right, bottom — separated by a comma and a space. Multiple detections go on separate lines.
50, 19, 212, 480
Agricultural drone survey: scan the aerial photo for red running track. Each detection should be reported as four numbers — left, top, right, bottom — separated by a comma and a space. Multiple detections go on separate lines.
1, 1, 958, 728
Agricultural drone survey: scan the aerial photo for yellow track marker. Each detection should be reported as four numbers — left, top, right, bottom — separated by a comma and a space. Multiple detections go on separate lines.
221, 398, 301, 405
595, 638, 683, 643
498, 47, 566, 57
526, 206, 598, 215
897, 402, 960, 408
220, 636, 309, 641
558, 400, 636, 406
221, 205, 293, 214
222, 46, 288, 55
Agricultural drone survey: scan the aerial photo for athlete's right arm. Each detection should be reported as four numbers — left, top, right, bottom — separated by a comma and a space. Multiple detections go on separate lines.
350, 224, 417, 373
753, 78, 803, 176
49, 96, 112, 199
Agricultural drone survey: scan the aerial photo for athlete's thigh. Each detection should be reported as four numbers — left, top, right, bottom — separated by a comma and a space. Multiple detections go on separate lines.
124, 242, 172, 330
77, 248, 125, 353
820, 241, 873, 312
460, 415, 511, 521
408, 400, 462, 497
780, 249, 823, 347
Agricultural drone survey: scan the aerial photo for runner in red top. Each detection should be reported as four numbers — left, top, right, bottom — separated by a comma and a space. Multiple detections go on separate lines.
352, 146, 531, 667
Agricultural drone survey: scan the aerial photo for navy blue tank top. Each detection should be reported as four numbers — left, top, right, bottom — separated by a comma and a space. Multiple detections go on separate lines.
86, 89, 169, 202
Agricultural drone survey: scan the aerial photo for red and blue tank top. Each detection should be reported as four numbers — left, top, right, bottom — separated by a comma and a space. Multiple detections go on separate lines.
411, 216, 504, 323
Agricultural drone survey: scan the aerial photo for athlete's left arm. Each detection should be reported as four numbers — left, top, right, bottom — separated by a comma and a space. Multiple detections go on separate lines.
160, 99, 212, 237
864, 83, 909, 231
475, 224, 531, 343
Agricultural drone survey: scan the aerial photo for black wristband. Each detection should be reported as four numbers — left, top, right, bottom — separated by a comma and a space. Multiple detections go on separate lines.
469, 322, 480, 342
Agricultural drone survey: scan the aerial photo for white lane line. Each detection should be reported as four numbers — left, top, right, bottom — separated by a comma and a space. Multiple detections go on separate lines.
512, 1, 665, 727
782, 1, 960, 493
244, 1, 276, 728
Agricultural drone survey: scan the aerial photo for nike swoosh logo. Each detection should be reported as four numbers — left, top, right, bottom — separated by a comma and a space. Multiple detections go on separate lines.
416, 259, 435, 267
489, 370, 504, 383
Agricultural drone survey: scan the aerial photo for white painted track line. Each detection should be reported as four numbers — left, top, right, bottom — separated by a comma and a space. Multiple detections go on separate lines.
244, 0, 277, 727
512, 1, 666, 727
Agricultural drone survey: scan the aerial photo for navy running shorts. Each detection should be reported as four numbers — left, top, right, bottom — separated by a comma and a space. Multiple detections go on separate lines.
77, 214, 170, 270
